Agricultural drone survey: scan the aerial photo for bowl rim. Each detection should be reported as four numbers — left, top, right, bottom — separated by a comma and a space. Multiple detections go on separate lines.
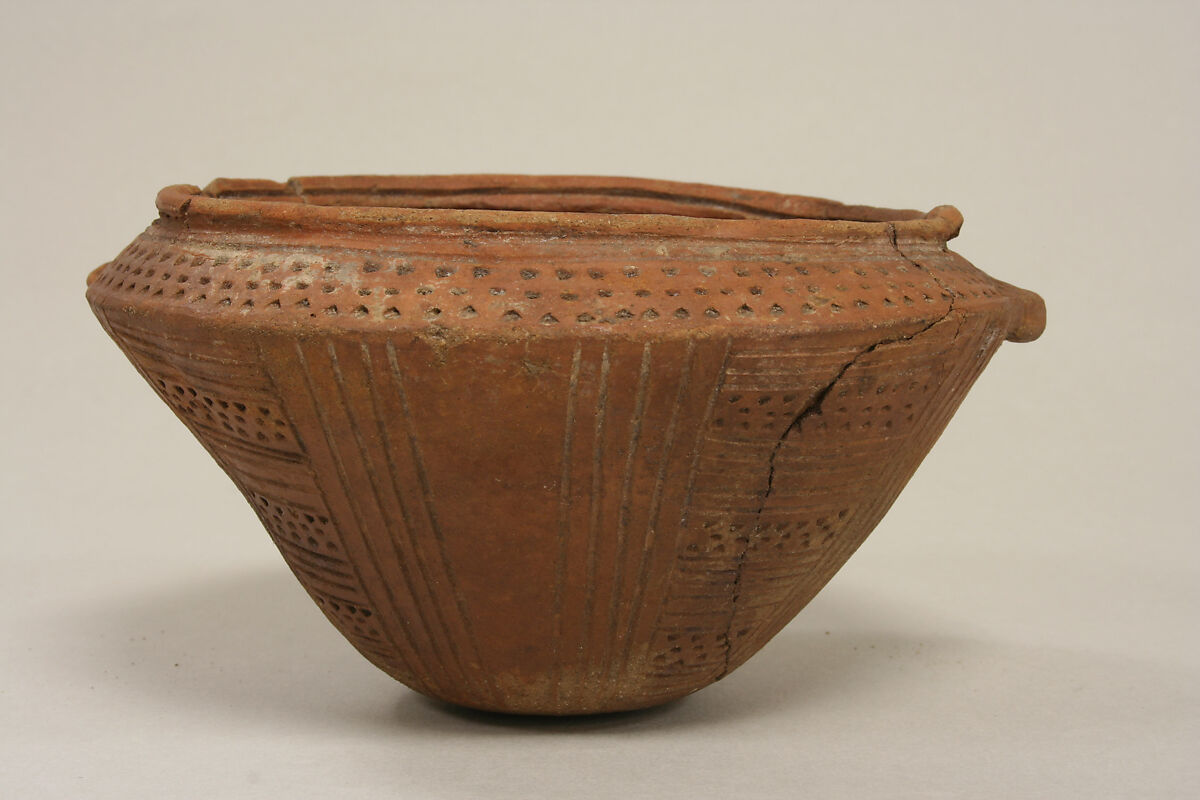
155, 175, 965, 243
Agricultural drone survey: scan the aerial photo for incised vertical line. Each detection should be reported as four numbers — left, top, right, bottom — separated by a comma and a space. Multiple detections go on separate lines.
602, 341, 653, 691
294, 340, 439, 691
578, 343, 611, 690
355, 341, 472, 689
618, 338, 696, 674
384, 340, 502, 706
551, 343, 583, 704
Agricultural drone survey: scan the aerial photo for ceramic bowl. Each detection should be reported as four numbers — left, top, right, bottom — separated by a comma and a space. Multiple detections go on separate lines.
86, 175, 1044, 714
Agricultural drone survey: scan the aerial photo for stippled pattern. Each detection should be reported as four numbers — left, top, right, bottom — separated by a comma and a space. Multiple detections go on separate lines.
87, 223, 1013, 334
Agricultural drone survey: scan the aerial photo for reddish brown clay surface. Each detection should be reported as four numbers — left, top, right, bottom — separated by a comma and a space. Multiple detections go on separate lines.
86, 175, 1045, 714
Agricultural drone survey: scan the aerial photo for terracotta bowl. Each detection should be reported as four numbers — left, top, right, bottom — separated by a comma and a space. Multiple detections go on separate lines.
86, 175, 1044, 714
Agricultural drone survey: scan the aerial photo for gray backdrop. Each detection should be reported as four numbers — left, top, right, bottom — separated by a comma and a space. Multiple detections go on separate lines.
2, 1, 1196, 797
